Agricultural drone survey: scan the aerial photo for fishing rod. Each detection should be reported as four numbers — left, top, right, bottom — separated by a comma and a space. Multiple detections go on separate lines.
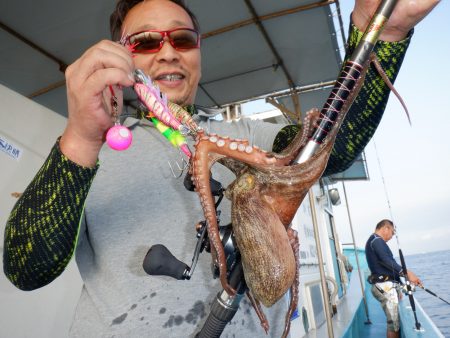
296, 0, 399, 164
418, 285, 450, 306
398, 248, 421, 330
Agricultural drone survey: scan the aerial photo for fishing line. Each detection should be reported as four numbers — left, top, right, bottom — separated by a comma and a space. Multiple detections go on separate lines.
373, 139, 422, 330
373, 140, 397, 241
373, 140, 409, 261
418, 285, 450, 306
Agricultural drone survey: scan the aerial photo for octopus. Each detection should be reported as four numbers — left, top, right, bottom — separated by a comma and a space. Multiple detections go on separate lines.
187, 104, 348, 337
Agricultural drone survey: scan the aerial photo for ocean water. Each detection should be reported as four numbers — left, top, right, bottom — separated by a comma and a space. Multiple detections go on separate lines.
405, 250, 450, 337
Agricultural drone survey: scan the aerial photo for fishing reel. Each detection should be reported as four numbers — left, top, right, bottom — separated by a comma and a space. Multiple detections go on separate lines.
401, 281, 416, 295
195, 219, 240, 280
142, 173, 240, 281
183, 172, 240, 280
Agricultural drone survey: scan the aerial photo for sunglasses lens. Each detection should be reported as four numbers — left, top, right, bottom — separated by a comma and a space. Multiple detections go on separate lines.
128, 29, 199, 53
169, 29, 199, 49
129, 31, 163, 52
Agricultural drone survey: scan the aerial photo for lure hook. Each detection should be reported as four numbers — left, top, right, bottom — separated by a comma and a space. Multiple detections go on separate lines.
168, 152, 189, 178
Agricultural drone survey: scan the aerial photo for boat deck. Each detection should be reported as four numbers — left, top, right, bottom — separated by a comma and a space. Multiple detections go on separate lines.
303, 270, 387, 338
360, 282, 387, 337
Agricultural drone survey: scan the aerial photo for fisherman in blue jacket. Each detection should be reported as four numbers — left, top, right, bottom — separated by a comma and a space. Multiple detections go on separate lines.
366, 219, 422, 338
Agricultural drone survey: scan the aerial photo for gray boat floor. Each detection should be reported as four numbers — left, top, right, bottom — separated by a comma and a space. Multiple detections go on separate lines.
303, 270, 387, 338
361, 284, 387, 337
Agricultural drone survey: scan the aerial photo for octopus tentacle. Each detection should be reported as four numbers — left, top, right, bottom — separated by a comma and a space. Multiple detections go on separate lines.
246, 290, 269, 333
282, 228, 300, 338
275, 108, 321, 164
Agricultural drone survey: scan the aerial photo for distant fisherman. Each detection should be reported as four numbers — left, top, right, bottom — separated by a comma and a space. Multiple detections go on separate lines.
365, 219, 422, 338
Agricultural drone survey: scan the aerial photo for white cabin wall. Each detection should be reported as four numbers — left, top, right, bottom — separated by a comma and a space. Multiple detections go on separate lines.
312, 183, 346, 314
315, 188, 337, 282
306, 185, 332, 276
0, 84, 82, 338
289, 184, 343, 336
289, 185, 324, 336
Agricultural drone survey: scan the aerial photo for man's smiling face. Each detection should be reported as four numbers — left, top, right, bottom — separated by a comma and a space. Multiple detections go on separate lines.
123, 0, 201, 105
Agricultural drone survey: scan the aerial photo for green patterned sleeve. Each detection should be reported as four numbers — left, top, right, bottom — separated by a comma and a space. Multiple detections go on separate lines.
3, 139, 98, 290
273, 23, 412, 176
324, 23, 413, 175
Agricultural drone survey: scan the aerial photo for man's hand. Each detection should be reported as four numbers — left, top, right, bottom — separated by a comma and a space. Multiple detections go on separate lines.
352, 0, 441, 41
60, 40, 135, 167
407, 270, 422, 286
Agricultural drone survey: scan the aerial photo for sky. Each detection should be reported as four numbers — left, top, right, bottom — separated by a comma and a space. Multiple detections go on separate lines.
244, 1, 450, 256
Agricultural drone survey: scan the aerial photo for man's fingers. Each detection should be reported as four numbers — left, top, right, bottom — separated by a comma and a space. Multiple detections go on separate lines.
85, 68, 134, 97
66, 40, 134, 91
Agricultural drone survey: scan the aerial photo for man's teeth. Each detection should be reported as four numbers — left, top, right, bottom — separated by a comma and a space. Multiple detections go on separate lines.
159, 74, 183, 81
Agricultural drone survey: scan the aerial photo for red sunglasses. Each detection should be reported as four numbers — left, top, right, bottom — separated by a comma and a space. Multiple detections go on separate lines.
127, 28, 200, 54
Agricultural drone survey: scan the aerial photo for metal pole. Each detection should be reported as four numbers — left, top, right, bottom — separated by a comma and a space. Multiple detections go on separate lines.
308, 189, 334, 337
329, 214, 347, 295
342, 182, 371, 324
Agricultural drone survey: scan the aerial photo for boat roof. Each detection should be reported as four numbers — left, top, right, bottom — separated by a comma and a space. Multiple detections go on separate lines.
0, 0, 343, 119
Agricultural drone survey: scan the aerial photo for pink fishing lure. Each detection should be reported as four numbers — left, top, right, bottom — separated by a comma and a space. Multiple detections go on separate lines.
133, 69, 189, 135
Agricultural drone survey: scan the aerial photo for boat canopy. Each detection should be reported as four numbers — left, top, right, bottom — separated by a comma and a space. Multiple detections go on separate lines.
0, 0, 368, 179
0, 0, 343, 117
